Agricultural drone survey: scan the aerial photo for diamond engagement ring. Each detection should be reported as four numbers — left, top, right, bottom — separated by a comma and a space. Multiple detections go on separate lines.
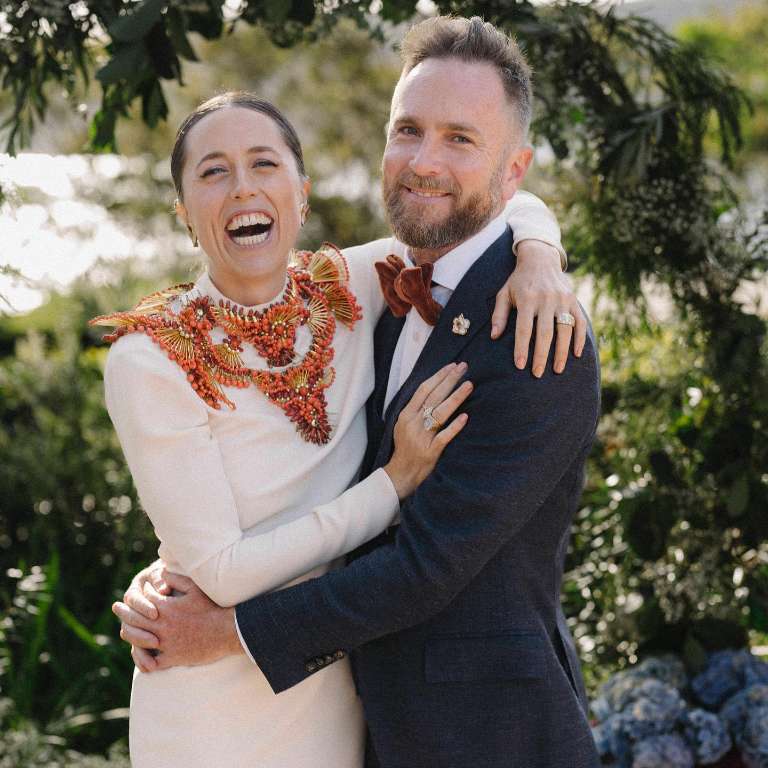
422, 405, 442, 432
556, 311, 576, 327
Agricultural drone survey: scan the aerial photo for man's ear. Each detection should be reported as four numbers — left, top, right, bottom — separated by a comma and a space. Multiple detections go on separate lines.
501, 145, 533, 202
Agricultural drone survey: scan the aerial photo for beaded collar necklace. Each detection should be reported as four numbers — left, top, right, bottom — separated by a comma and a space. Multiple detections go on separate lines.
91, 244, 362, 445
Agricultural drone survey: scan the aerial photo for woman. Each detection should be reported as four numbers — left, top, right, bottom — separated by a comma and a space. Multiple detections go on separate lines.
94, 92, 566, 767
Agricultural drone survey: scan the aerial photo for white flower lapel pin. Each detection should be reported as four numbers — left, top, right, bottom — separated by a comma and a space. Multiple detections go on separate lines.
452, 313, 470, 336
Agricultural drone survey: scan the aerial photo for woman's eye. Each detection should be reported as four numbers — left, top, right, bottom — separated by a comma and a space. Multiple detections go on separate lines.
253, 159, 277, 168
200, 166, 225, 178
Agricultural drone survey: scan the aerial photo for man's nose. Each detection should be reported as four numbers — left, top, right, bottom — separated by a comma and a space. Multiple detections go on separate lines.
408, 137, 442, 177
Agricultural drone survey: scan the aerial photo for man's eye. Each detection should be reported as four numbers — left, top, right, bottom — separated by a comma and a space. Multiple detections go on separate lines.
201, 166, 225, 178
398, 126, 419, 136
451, 135, 471, 144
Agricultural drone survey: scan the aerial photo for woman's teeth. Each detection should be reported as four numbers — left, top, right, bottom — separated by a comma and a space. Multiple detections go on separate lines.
231, 230, 270, 246
226, 212, 273, 245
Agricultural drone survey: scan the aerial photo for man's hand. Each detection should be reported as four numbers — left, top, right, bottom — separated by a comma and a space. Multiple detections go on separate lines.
490, 240, 587, 377
113, 567, 243, 672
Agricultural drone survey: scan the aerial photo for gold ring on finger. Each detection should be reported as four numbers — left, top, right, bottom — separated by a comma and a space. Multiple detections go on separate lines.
422, 405, 443, 432
555, 311, 575, 327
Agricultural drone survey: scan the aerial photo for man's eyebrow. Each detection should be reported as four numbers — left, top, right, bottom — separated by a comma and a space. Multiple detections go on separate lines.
391, 116, 479, 135
195, 146, 277, 169
442, 122, 480, 135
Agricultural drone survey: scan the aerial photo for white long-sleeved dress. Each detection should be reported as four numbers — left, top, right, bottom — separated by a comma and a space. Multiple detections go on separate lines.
103, 193, 562, 768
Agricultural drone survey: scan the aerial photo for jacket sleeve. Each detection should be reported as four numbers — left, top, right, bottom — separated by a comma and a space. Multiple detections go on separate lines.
104, 334, 399, 607
235, 331, 600, 693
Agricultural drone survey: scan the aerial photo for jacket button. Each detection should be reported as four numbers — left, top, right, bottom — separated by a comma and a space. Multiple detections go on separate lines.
305, 661, 317, 672
333, 650, 345, 660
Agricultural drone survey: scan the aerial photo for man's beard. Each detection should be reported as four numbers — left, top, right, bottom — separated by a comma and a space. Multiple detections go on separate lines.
382, 165, 503, 251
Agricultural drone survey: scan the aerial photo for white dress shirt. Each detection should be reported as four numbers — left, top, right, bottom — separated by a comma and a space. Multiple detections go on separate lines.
383, 210, 508, 412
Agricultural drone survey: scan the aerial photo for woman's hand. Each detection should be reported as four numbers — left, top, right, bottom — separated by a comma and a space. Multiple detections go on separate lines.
384, 362, 472, 500
491, 240, 587, 376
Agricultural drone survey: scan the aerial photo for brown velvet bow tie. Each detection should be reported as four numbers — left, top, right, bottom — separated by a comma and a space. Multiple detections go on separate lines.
374, 254, 443, 326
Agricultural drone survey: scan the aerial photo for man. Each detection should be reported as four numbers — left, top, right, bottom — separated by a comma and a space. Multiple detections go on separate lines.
117, 16, 601, 768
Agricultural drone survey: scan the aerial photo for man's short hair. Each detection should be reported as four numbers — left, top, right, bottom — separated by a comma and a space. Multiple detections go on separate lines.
399, 15, 533, 141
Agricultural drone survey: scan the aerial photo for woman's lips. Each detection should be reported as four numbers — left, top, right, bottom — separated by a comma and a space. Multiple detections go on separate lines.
225, 211, 274, 246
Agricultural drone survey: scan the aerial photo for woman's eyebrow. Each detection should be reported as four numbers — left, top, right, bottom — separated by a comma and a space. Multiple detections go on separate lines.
195, 146, 277, 169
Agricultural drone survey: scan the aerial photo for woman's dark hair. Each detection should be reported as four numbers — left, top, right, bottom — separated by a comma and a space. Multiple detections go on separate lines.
170, 92, 306, 200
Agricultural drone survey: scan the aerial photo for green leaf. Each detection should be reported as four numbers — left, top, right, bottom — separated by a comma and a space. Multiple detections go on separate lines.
96, 46, 147, 87
726, 474, 750, 517
288, 0, 316, 25
166, 8, 198, 62
88, 107, 118, 152
109, 0, 166, 43
623, 491, 678, 560
185, 1, 224, 40
58, 605, 101, 651
143, 80, 168, 127
682, 632, 708, 672
265, 0, 290, 24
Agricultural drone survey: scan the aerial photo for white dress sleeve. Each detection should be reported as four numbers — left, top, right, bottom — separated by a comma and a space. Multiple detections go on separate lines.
503, 190, 567, 266
104, 334, 399, 607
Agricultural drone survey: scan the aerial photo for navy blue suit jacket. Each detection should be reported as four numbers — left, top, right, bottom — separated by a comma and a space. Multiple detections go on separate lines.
237, 229, 602, 768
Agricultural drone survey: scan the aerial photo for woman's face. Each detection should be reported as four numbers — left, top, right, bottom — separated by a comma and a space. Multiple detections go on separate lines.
176, 106, 310, 306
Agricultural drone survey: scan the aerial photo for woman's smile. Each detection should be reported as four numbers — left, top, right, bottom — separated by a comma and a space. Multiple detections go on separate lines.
225, 210, 275, 248
176, 106, 310, 306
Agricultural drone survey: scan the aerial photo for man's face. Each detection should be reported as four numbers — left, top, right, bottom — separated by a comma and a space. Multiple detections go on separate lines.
382, 57, 532, 260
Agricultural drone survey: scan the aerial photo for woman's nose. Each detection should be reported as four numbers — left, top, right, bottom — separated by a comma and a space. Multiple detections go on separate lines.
230, 168, 258, 199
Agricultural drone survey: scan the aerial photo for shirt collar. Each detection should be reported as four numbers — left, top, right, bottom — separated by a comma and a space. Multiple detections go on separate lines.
404, 210, 508, 291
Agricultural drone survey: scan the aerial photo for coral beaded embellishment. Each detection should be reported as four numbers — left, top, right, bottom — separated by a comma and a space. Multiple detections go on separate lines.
90, 244, 362, 445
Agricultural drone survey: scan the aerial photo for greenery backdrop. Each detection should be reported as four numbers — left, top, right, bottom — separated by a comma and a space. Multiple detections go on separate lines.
0, 0, 766, 762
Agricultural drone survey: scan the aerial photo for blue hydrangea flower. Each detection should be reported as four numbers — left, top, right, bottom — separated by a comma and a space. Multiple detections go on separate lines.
681, 708, 732, 765
593, 714, 633, 767
602, 676, 686, 721
745, 656, 768, 689
632, 733, 695, 768
720, 684, 768, 740
739, 703, 768, 768
591, 694, 613, 723
692, 650, 752, 709
635, 655, 688, 691
601, 669, 649, 714
623, 689, 685, 741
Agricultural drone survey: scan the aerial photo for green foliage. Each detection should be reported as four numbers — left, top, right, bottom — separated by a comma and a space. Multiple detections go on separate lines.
679, 3, 768, 162
1, 0, 766, 754
0, 698, 129, 767
0, 311, 151, 750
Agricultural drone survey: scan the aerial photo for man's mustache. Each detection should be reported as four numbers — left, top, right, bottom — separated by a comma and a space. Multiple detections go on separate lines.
394, 173, 457, 196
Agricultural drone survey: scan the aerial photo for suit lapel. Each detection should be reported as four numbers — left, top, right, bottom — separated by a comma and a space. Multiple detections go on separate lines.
373, 227, 515, 469
373, 311, 406, 421
361, 309, 406, 479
